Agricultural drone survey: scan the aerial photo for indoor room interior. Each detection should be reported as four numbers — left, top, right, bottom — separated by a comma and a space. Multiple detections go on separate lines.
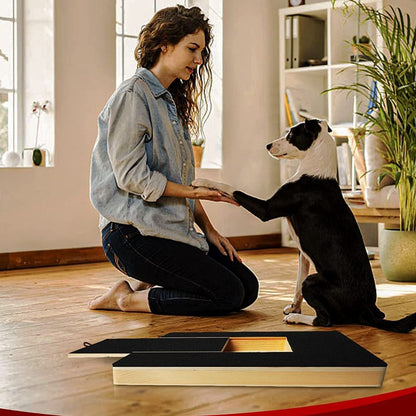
1, 0, 416, 415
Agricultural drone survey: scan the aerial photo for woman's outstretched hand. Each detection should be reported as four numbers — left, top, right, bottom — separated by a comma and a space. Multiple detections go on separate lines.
191, 186, 240, 206
163, 181, 239, 205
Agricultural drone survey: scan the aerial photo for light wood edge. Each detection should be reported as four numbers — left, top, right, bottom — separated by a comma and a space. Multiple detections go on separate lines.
222, 337, 293, 352
113, 366, 386, 387
68, 353, 129, 359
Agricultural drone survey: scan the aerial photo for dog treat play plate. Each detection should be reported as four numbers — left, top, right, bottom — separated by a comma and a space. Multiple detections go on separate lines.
69, 331, 387, 387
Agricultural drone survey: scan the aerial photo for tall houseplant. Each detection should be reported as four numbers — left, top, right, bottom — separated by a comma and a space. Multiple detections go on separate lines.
333, 0, 416, 233
331, 1, 416, 280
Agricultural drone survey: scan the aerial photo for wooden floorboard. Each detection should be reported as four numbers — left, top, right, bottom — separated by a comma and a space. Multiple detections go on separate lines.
1, 248, 416, 415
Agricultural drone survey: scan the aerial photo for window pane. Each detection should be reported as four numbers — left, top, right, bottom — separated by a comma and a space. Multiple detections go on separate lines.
156, 0, 185, 10
0, 93, 9, 156
124, 0, 154, 36
124, 37, 138, 77
116, 0, 122, 34
0, 20, 13, 89
189, 0, 208, 10
0, 0, 13, 18
116, 36, 123, 85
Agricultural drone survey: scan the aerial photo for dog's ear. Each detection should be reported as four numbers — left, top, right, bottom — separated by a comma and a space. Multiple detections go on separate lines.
318, 119, 332, 133
304, 119, 321, 140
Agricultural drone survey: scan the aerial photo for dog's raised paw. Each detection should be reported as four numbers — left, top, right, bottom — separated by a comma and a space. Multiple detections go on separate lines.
191, 178, 236, 198
191, 178, 215, 188
283, 304, 301, 315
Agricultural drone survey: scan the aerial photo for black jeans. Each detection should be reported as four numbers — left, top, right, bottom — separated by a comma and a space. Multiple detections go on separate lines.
102, 222, 259, 316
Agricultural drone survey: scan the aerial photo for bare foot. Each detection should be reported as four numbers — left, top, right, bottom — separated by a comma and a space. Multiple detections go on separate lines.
125, 277, 154, 292
88, 280, 133, 311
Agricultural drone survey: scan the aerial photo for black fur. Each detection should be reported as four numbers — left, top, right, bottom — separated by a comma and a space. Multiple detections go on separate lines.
233, 137, 416, 333
288, 119, 321, 150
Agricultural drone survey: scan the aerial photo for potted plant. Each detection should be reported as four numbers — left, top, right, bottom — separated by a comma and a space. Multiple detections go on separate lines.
333, 1, 416, 280
192, 136, 204, 168
23, 100, 50, 166
351, 34, 371, 60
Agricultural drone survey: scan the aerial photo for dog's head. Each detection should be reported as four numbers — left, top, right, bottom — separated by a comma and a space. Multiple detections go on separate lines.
266, 119, 332, 160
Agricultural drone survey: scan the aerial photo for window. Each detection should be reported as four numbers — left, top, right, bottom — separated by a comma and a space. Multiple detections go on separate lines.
116, 0, 222, 168
0, 0, 54, 167
0, 0, 18, 160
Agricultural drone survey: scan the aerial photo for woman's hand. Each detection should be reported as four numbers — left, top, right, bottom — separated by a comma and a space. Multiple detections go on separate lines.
191, 186, 240, 206
205, 227, 242, 263
163, 181, 239, 205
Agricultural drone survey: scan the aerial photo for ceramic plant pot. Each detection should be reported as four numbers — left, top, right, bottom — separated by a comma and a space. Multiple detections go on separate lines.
379, 229, 416, 281
193, 146, 203, 168
23, 148, 47, 167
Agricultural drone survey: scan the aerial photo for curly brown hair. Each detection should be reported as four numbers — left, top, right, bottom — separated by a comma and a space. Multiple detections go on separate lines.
135, 5, 212, 137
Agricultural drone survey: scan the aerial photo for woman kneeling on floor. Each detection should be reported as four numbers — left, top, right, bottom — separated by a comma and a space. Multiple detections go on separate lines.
88, 5, 259, 316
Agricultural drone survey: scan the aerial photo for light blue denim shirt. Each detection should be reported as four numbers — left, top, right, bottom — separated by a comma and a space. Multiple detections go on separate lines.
90, 67, 209, 252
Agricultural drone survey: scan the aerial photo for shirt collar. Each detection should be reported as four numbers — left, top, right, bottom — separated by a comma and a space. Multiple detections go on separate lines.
136, 67, 168, 98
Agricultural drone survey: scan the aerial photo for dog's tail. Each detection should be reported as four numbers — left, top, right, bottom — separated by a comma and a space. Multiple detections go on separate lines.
367, 312, 416, 333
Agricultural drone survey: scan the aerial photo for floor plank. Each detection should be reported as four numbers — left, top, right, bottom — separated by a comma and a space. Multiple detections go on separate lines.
1, 249, 416, 415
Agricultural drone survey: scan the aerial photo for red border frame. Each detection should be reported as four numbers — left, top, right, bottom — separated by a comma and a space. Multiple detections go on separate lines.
1, 386, 416, 416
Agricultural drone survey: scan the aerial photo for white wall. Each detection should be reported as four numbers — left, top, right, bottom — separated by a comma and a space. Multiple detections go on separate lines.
199, 0, 283, 236
0, 0, 116, 252
0, 0, 284, 253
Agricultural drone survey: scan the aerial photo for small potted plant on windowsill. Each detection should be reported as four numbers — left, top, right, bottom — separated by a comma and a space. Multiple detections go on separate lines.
23, 100, 50, 166
192, 136, 204, 168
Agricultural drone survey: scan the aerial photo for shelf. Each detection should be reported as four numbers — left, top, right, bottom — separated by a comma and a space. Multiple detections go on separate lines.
286, 62, 370, 74
331, 123, 354, 137
330, 63, 356, 70
285, 65, 328, 74
278, 0, 383, 248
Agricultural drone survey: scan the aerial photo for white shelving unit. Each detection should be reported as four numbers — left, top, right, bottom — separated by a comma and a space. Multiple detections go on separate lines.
278, 0, 382, 246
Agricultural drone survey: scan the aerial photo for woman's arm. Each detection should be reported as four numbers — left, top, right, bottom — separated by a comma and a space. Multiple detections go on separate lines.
162, 181, 241, 261
163, 181, 239, 205
194, 199, 241, 262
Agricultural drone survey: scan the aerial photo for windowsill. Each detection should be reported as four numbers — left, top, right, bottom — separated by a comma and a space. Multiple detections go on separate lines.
0, 165, 53, 169
196, 167, 222, 171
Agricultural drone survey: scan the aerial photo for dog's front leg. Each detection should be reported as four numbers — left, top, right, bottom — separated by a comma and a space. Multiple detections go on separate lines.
283, 252, 310, 315
233, 183, 297, 222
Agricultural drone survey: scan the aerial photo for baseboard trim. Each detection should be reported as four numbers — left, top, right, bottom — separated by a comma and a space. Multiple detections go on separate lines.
0, 247, 107, 271
228, 233, 281, 251
0, 233, 282, 271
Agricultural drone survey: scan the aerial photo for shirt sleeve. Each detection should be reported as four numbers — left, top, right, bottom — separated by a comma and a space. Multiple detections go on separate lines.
107, 89, 167, 202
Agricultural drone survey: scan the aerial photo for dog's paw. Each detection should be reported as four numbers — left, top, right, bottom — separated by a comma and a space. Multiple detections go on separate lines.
284, 313, 316, 326
283, 313, 303, 325
283, 304, 301, 315
191, 178, 236, 198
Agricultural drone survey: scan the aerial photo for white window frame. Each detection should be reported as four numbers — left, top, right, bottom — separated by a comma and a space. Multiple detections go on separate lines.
0, 0, 23, 157
1, 0, 54, 167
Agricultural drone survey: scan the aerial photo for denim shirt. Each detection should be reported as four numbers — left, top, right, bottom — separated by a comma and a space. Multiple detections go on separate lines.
90, 67, 209, 252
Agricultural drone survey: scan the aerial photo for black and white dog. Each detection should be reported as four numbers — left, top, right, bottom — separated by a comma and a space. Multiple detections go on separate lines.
193, 119, 416, 333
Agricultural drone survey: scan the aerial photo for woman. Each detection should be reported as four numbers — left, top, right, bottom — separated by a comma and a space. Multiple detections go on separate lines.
89, 5, 258, 316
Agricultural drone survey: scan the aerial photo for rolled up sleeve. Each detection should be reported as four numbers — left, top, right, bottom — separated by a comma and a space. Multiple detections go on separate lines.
107, 90, 167, 202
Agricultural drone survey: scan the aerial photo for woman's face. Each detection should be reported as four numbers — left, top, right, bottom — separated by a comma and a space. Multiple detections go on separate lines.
161, 30, 206, 83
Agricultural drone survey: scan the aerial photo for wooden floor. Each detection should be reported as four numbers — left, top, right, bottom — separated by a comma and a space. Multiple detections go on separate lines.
1, 248, 416, 416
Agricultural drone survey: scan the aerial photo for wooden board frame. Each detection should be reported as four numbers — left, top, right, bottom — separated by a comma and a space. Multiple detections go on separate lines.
68, 337, 228, 358
69, 331, 387, 387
